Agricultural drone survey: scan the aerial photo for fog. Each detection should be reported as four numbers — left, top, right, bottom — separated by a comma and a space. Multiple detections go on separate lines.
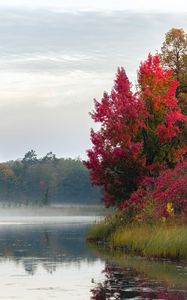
0, 204, 106, 225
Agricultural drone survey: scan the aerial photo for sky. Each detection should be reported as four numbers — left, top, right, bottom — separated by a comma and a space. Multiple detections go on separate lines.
1, 0, 187, 13
0, 1, 187, 161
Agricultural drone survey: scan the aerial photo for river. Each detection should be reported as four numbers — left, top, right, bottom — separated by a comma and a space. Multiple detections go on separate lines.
0, 211, 186, 299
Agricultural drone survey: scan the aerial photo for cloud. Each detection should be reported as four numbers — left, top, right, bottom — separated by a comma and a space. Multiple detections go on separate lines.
0, 9, 187, 160
0, 69, 113, 108
0, 0, 187, 13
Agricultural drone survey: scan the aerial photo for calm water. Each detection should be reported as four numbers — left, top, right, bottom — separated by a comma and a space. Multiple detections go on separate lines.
0, 214, 186, 299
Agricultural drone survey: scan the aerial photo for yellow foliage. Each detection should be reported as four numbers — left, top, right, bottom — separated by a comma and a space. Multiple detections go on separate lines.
161, 216, 166, 223
166, 202, 174, 216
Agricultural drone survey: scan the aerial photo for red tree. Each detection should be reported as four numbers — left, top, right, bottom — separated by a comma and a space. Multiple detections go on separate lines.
86, 55, 186, 208
85, 68, 147, 207
138, 54, 186, 168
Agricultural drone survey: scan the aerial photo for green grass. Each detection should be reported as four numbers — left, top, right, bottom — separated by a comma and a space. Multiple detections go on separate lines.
111, 224, 187, 260
87, 216, 187, 260
87, 219, 116, 242
87, 212, 127, 242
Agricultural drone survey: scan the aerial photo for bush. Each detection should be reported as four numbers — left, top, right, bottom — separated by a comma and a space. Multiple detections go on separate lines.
122, 159, 187, 223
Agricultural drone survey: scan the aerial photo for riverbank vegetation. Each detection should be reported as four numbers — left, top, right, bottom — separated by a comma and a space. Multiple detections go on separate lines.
88, 217, 187, 260
86, 28, 187, 260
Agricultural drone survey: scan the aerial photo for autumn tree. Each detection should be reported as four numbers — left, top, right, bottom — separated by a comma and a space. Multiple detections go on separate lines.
85, 68, 147, 207
160, 28, 187, 113
0, 163, 16, 201
138, 54, 186, 169
86, 54, 186, 208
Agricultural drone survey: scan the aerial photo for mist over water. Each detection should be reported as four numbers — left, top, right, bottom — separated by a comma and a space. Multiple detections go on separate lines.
0, 204, 105, 225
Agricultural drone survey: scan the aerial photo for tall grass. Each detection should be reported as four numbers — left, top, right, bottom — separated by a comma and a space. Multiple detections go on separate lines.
87, 222, 113, 242
87, 217, 187, 260
87, 212, 127, 242
111, 224, 187, 259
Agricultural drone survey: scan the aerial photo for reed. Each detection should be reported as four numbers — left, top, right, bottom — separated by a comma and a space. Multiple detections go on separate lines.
88, 218, 187, 260
111, 224, 187, 259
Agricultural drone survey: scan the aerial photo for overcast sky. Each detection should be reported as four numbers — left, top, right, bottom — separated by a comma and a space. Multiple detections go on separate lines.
0, 1, 187, 161
1, 0, 187, 12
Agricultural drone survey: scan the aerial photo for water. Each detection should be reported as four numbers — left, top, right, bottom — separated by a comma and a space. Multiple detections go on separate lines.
90, 261, 187, 299
0, 214, 186, 299
0, 215, 105, 300
90, 247, 187, 299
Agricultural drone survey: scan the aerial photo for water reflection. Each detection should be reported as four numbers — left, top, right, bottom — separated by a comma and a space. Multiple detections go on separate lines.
90, 243, 187, 300
1, 221, 187, 299
0, 220, 105, 300
90, 262, 187, 299
0, 222, 98, 275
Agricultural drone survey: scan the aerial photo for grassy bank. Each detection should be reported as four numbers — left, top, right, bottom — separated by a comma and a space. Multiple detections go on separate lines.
87, 217, 187, 260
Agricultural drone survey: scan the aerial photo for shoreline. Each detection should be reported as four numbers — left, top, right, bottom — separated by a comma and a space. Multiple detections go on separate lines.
87, 220, 187, 261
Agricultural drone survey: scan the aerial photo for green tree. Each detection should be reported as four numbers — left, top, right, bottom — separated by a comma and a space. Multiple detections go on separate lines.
22, 150, 38, 167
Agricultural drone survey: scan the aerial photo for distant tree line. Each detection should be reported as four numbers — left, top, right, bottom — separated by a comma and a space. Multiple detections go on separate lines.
0, 150, 101, 206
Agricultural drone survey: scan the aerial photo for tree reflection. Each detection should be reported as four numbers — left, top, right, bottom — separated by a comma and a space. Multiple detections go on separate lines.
90, 263, 187, 300
0, 224, 96, 274
23, 259, 37, 275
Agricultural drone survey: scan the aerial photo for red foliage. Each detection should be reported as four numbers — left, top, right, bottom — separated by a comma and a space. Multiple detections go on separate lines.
138, 54, 186, 166
85, 54, 186, 208
85, 68, 147, 207
123, 159, 187, 221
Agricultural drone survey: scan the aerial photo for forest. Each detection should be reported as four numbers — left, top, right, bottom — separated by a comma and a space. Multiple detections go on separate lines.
0, 150, 101, 206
